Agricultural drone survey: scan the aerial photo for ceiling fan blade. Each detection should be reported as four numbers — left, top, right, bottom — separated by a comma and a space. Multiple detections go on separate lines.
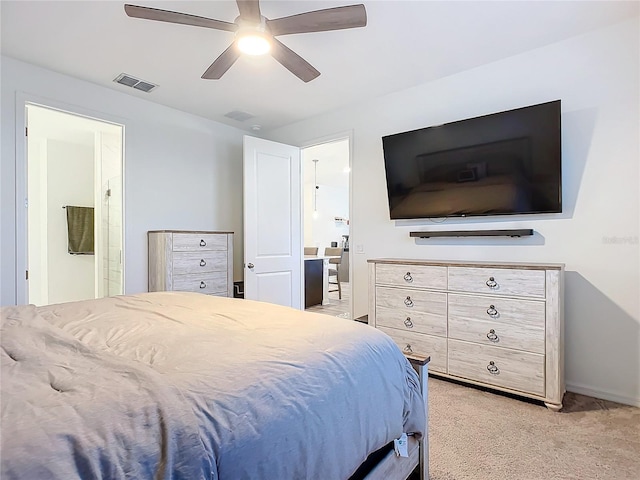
236, 0, 261, 22
202, 44, 241, 79
267, 4, 367, 36
124, 4, 237, 32
270, 38, 320, 83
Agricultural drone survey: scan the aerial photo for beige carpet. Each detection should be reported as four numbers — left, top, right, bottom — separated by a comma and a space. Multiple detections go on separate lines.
426, 377, 640, 480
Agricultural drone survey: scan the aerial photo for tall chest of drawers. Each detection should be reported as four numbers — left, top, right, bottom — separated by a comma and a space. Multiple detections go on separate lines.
368, 259, 564, 410
148, 230, 234, 297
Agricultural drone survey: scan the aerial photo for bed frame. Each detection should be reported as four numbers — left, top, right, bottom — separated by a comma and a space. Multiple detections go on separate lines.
365, 353, 430, 480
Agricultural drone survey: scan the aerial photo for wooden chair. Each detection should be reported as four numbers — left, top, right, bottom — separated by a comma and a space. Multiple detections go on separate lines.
324, 247, 343, 299
304, 247, 318, 255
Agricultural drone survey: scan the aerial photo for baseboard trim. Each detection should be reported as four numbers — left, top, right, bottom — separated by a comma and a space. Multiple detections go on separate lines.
566, 382, 640, 408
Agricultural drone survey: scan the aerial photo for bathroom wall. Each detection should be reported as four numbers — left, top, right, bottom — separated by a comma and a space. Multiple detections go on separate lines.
47, 139, 95, 304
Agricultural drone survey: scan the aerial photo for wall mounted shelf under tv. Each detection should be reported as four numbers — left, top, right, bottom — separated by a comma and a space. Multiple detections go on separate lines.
410, 229, 534, 239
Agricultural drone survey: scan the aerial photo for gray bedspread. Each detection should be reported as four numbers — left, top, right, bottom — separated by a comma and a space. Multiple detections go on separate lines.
1, 292, 425, 480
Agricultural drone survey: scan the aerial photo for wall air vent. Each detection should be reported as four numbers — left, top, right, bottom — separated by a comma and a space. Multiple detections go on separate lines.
224, 110, 255, 122
114, 73, 158, 93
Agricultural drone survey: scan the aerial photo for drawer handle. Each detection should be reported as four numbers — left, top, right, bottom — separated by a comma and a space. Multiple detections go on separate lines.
403, 272, 413, 283
200, 259, 206, 267
404, 317, 414, 328
486, 305, 498, 317
404, 296, 414, 307
487, 329, 499, 342
487, 361, 500, 375
199, 281, 206, 289
486, 276, 498, 289
403, 344, 413, 353
200, 239, 207, 247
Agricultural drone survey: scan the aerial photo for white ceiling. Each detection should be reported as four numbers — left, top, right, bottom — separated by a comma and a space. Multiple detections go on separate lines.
2, 1, 638, 132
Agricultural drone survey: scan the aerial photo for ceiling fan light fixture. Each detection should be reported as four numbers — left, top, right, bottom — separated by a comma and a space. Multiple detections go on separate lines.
125, 1, 368, 80
236, 29, 271, 56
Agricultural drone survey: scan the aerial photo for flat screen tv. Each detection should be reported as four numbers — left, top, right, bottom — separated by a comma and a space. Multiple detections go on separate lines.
381, 100, 562, 220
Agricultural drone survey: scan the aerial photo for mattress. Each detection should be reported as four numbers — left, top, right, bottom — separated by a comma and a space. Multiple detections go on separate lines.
1, 292, 425, 480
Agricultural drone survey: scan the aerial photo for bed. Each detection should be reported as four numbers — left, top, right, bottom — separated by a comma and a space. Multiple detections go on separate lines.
1, 292, 429, 480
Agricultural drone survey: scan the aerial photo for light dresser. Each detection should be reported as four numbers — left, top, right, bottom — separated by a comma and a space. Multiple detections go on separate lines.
148, 230, 234, 297
368, 259, 564, 411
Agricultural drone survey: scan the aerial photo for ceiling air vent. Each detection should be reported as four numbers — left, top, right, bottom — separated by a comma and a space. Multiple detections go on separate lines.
224, 110, 255, 122
114, 73, 158, 93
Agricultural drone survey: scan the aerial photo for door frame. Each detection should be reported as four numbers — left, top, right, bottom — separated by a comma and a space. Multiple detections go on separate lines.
299, 130, 353, 321
15, 92, 127, 305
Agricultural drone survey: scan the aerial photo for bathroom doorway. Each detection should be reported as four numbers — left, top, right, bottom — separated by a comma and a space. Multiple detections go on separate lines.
25, 104, 124, 305
302, 137, 351, 319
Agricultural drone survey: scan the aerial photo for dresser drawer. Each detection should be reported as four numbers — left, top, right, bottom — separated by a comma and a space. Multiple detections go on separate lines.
172, 233, 228, 252
172, 251, 228, 275
448, 267, 545, 298
376, 287, 447, 336
378, 327, 447, 373
448, 339, 545, 396
448, 294, 545, 353
172, 273, 227, 294
376, 264, 447, 290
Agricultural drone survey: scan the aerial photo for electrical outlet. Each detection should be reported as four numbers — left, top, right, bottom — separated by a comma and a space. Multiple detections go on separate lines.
355, 244, 364, 254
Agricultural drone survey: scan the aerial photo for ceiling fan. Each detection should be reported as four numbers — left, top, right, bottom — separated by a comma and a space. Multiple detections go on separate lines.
124, 0, 367, 83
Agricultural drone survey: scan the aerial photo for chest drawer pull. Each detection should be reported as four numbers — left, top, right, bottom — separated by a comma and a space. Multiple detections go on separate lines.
403, 344, 413, 353
200, 281, 206, 289
487, 329, 499, 342
487, 361, 500, 375
403, 272, 413, 283
404, 296, 414, 307
403, 317, 414, 328
199, 259, 207, 267
199, 239, 207, 247
486, 305, 498, 317
486, 276, 498, 289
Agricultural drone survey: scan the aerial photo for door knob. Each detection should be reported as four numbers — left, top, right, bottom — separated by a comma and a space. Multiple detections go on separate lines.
247, 263, 255, 269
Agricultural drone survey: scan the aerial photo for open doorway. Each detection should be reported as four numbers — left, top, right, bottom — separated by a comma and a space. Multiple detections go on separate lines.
302, 138, 351, 319
25, 104, 124, 305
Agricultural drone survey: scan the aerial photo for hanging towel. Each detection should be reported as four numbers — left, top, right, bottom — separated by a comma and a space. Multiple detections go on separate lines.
66, 206, 94, 255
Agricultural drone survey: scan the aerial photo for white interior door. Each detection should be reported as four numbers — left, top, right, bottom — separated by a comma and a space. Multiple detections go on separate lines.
243, 135, 302, 308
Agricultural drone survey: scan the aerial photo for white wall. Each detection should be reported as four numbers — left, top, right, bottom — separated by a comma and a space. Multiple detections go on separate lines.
266, 19, 640, 406
47, 140, 95, 304
304, 182, 349, 251
1, 56, 246, 305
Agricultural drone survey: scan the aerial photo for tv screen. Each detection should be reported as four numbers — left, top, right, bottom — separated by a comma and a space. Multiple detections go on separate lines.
381, 100, 562, 220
